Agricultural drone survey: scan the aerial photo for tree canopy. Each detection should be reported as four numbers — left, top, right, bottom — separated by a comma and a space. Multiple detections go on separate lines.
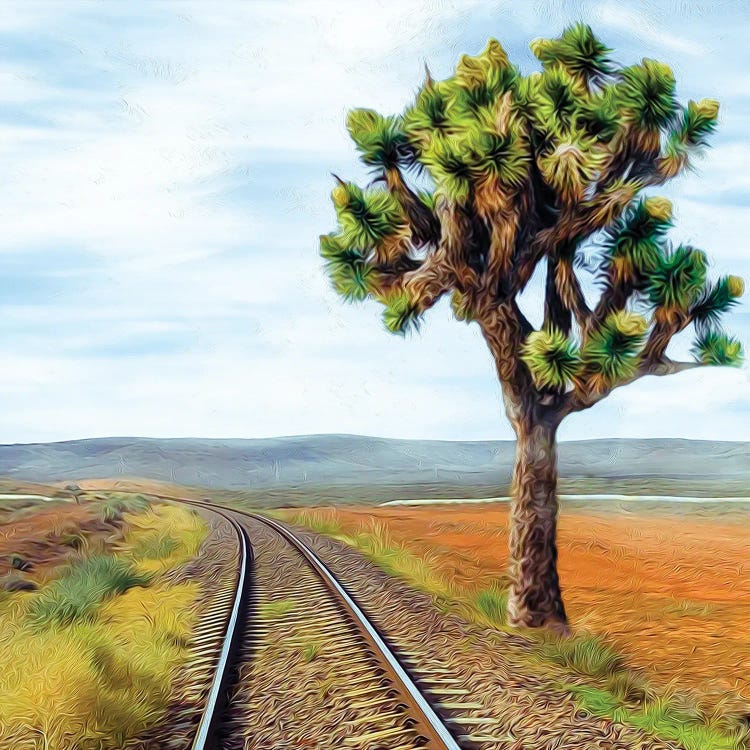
320, 24, 743, 424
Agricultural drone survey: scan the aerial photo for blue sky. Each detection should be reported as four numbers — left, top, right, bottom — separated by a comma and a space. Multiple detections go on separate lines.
0, 0, 748, 443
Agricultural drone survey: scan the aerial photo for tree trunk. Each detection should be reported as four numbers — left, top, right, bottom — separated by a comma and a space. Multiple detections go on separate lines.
507, 417, 569, 634
475, 305, 568, 633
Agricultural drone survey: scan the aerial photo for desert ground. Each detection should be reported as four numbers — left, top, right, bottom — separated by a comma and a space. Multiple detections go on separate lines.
289, 500, 750, 717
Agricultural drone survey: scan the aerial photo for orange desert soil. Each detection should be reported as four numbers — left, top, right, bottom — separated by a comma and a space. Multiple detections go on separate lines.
0, 501, 116, 581
327, 503, 750, 708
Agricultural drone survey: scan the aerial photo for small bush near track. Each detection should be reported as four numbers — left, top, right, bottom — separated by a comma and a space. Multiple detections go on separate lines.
120, 504, 206, 575
540, 633, 624, 679
97, 493, 151, 523
28, 556, 151, 627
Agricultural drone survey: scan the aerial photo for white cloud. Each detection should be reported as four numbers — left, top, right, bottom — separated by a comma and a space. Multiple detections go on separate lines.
593, 4, 708, 57
0, 1, 747, 444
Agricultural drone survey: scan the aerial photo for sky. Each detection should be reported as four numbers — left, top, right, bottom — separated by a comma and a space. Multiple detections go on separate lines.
0, 0, 748, 444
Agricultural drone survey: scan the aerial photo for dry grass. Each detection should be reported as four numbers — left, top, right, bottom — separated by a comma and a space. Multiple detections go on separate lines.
118, 503, 206, 575
0, 498, 208, 749
0, 583, 199, 748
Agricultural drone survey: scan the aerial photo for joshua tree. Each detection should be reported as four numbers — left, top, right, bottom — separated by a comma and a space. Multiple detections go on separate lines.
320, 26, 744, 632
65, 483, 83, 504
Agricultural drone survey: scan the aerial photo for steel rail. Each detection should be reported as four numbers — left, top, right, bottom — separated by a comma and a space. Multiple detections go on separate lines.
189, 506, 251, 750
247, 511, 462, 750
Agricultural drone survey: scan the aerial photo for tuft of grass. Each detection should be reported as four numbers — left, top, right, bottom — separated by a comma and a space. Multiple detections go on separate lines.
474, 587, 508, 626
118, 503, 207, 574
28, 556, 151, 627
58, 531, 87, 550
259, 599, 296, 619
98, 493, 151, 523
339, 519, 454, 603
539, 633, 624, 680
606, 670, 655, 705
294, 509, 342, 536
300, 641, 322, 663
567, 684, 739, 750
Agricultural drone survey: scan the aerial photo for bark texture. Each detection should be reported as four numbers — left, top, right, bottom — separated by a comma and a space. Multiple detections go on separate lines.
507, 419, 568, 633
478, 307, 569, 633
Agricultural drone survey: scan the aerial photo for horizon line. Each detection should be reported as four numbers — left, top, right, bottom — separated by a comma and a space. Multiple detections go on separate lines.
0, 433, 746, 447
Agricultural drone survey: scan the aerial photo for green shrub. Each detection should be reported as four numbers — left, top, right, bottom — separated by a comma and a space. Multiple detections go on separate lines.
28, 556, 151, 627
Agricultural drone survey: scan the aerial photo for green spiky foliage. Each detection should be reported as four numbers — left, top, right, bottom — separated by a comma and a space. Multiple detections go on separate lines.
382, 292, 421, 335
646, 245, 708, 312
681, 98, 720, 147
601, 197, 673, 287
620, 59, 677, 132
321, 23, 742, 400
690, 275, 744, 330
332, 182, 406, 249
581, 312, 649, 390
346, 109, 411, 170
521, 329, 581, 390
319, 25, 744, 629
531, 23, 614, 85
692, 330, 744, 366
320, 234, 379, 301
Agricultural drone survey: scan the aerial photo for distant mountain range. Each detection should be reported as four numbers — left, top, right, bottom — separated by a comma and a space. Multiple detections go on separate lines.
0, 436, 747, 502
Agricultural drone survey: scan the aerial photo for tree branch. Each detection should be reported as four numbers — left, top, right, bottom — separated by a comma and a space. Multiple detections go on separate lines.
555, 255, 592, 333
640, 312, 691, 365
384, 166, 440, 247
400, 248, 455, 311
544, 256, 572, 334
512, 129, 664, 299
559, 358, 704, 417
375, 198, 477, 315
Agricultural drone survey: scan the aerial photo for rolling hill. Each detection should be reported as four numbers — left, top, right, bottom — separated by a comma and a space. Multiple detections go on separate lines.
0, 435, 747, 503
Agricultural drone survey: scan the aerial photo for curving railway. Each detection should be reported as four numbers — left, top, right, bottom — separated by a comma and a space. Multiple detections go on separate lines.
184, 501, 467, 750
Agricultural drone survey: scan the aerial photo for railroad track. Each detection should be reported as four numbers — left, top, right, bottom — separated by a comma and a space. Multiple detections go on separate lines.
177, 499, 466, 750
129, 498, 253, 750
88, 490, 493, 748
